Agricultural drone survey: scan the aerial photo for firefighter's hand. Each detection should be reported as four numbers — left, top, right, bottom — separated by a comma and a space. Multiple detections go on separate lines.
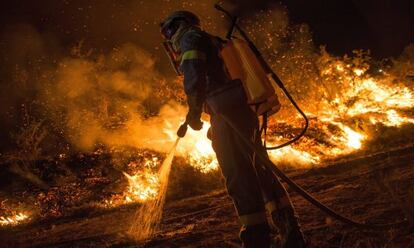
186, 113, 203, 131
177, 123, 188, 138
186, 95, 203, 131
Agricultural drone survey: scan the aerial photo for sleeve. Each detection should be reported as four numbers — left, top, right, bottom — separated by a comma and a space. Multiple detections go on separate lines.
179, 31, 208, 117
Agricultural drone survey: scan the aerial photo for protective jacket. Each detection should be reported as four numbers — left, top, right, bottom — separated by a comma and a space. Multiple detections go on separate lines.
177, 27, 269, 235
176, 27, 305, 248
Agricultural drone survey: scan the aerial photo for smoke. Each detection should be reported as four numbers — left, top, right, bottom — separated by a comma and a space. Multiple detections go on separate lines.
49, 43, 162, 150
0, 23, 189, 154
0, 1, 314, 154
0, 24, 61, 150
0, 1, 290, 154
1, 1, 412, 156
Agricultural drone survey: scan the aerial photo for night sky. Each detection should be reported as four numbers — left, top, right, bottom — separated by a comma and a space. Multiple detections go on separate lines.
0, 0, 413, 58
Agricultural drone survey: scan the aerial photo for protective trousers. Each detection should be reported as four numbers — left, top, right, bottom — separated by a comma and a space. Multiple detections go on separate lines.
207, 84, 305, 247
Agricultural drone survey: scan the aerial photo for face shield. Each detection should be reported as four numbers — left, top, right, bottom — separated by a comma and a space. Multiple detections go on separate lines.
160, 11, 200, 75
160, 19, 183, 76
160, 19, 181, 40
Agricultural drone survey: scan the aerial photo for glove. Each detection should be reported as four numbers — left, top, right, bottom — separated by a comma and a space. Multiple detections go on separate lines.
186, 111, 203, 130
186, 94, 203, 131
177, 122, 188, 138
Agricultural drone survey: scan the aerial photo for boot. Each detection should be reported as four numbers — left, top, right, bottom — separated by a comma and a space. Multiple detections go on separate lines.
271, 208, 307, 248
240, 223, 271, 248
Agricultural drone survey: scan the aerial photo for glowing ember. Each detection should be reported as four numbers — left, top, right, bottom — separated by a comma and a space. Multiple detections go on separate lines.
0, 212, 30, 226
102, 53, 414, 209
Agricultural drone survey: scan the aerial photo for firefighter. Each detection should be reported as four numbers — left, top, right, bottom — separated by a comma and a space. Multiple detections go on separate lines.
160, 11, 306, 248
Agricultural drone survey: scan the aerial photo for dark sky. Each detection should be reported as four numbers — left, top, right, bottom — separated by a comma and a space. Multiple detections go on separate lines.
281, 0, 414, 57
0, 0, 413, 57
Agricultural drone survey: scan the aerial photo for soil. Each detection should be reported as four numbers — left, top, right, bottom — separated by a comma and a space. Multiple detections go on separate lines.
1, 146, 414, 248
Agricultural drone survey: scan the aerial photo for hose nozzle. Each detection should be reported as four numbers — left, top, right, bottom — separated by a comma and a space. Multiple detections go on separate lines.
177, 122, 188, 138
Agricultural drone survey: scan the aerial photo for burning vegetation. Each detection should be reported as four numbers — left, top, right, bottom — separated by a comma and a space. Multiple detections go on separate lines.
0, 1, 413, 247
2, 42, 413, 230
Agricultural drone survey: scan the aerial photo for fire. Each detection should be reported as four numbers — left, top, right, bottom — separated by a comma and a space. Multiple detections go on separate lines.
57, 54, 414, 214
177, 122, 219, 173
327, 121, 366, 150
0, 212, 30, 226
97, 58, 414, 209
320, 61, 414, 126
343, 78, 414, 117
353, 68, 364, 76
3, 6, 414, 231
103, 160, 162, 207
268, 146, 320, 167
313, 58, 414, 158
342, 126, 364, 149
122, 170, 160, 202
382, 110, 414, 127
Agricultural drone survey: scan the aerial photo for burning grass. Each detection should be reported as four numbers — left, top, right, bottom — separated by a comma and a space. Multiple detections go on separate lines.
0, 212, 30, 227
2, 62, 414, 228
128, 138, 179, 241
0, 200, 30, 227
0, 9, 413, 230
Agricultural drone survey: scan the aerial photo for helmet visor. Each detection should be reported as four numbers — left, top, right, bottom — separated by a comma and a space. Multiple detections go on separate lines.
160, 21, 179, 40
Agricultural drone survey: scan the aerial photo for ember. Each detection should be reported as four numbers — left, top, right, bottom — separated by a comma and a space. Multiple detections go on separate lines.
107, 57, 414, 200
0, 2, 413, 237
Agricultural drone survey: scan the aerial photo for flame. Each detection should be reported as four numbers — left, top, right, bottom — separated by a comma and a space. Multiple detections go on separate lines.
0, 212, 30, 226
342, 126, 364, 149
320, 62, 414, 125
122, 170, 160, 202
353, 68, 364, 76
268, 146, 320, 167
315, 61, 414, 157
103, 160, 162, 207
379, 110, 414, 127
99, 55, 414, 209
177, 122, 218, 173
327, 121, 366, 150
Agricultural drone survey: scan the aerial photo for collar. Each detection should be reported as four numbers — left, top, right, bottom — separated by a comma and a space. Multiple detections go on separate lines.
170, 24, 201, 53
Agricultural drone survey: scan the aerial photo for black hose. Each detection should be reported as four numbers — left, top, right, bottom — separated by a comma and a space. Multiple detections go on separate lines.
221, 114, 409, 230
264, 75, 309, 150
215, 3, 409, 229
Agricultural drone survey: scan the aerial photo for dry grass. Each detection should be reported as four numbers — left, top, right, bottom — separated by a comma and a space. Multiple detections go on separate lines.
4, 107, 49, 189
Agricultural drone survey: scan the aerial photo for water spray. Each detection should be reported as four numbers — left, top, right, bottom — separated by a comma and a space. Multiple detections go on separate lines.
129, 126, 184, 241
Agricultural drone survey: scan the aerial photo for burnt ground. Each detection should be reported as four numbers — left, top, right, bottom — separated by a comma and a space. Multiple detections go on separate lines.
1, 146, 414, 248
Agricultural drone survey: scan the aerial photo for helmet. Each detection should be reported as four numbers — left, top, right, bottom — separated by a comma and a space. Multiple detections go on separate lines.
160, 11, 200, 39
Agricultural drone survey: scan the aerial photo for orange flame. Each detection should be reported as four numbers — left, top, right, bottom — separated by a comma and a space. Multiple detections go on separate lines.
0, 212, 30, 226
105, 58, 414, 207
